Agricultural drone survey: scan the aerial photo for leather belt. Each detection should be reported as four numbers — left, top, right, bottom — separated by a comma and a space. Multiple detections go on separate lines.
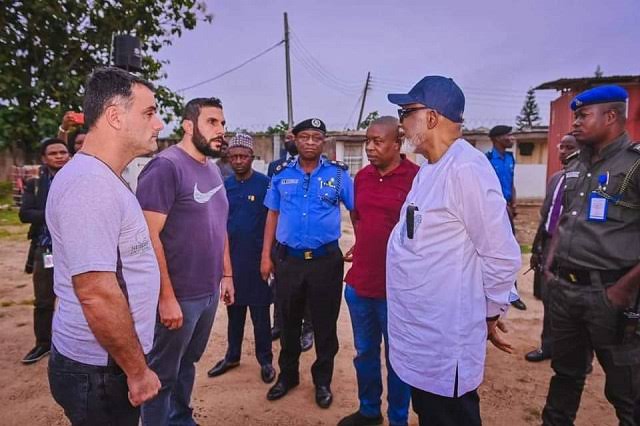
557, 267, 630, 286
277, 241, 340, 260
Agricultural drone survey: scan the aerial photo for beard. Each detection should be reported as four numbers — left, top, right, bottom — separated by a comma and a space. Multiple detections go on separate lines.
401, 133, 423, 154
193, 124, 222, 158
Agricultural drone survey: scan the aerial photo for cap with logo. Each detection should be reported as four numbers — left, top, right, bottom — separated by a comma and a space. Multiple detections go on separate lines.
570, 85, 628, 111
292, 118, 327, 135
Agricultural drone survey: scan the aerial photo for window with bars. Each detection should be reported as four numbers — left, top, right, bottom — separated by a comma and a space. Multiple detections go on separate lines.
343, 142, 363, 177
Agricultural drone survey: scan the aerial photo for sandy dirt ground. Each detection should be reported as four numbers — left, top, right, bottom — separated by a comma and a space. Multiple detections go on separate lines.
0, 206, 617, 425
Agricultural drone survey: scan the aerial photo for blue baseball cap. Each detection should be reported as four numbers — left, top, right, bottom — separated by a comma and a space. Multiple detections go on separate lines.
387, 75, 465, 123
570, 85, 628, 111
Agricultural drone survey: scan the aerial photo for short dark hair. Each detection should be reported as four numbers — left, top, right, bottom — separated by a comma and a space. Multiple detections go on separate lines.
83, 67, 155, 129
40, 138, 68, 156
68, 127, 88, 155
182, 97, 223, 124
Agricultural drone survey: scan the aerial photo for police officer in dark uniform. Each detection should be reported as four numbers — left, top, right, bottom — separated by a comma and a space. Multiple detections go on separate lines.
542, 85, 640, 425
260, 118, 354, 408
267, 134, 315, 352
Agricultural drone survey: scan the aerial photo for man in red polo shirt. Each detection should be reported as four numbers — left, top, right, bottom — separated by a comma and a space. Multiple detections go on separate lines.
339, 116, 418, 426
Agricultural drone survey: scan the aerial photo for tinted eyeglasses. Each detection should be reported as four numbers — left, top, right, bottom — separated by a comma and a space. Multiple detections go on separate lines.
397, 106, 429, 122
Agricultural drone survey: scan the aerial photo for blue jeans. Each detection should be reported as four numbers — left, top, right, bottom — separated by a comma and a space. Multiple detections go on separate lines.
345, 285, 411, 426
48, 346, 139, 426
142, 294, 218, 426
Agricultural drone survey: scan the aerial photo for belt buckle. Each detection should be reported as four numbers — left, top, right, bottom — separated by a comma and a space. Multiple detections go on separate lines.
304, 250, 313, 260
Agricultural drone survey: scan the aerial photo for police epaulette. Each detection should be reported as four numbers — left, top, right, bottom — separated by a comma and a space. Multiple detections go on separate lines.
630, 143, 640, 155
330, 160, 349, 170
273, 158, 295, 175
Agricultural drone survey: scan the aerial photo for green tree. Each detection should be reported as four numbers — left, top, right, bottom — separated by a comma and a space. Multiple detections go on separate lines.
0, 0, 213, 158
515, 89, 541, 130
358, 111, 379, 130
266, 120, 289, 135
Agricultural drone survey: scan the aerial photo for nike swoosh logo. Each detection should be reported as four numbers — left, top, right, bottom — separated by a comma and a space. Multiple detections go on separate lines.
193, 183, 223, 204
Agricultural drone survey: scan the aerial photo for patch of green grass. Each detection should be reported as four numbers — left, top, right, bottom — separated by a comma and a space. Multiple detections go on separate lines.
0, 208, 22, 226
520, 244, 532, 254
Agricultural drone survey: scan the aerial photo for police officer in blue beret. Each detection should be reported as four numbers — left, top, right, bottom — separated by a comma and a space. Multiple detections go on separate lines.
542, 85, 640, 425
260, 117, 354, 408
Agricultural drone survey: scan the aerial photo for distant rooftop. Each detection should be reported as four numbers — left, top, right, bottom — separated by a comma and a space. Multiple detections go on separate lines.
535, 75, 640, 91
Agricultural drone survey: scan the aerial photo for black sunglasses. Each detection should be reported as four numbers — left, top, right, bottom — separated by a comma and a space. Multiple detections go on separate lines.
397, 106, 430, 122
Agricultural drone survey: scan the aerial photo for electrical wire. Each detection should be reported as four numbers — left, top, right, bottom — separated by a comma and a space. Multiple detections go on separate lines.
177, 40, 284, 92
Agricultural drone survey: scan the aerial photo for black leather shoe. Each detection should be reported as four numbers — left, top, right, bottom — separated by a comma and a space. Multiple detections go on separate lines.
271, 327, 281, 341
207, 358, 240, 377
337, 411, 383, 426
315, 385, 333, 409
267, 379, 299, 401
22, 345, 50, 365
511, 299, 527, 310
261, 364, 276, 384
300, 330, 314, 352
525, 348, 550, 362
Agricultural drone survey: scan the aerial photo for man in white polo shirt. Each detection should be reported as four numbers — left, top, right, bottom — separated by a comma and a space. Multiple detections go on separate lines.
385, 76, 521, 425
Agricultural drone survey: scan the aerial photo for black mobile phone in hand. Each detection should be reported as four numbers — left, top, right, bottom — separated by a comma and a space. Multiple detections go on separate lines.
407, 204, 418, 239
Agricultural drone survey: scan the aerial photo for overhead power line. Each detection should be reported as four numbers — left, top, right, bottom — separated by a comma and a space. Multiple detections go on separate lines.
177, 40, 284, 92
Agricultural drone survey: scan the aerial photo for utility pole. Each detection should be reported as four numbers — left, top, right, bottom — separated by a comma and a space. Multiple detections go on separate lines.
356, 71, 371, 129
284, 12, 294, 128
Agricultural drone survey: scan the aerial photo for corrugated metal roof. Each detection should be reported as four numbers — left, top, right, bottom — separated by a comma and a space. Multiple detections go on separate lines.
535, 75, 640, 90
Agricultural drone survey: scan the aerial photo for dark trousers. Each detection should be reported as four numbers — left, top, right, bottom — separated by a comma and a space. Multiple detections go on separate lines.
142, 294, 218, 426
410, 385, 481, 426
276, 249, 343, 386
225, 304, 273, 366
540, 274, 554, 357
48, 346, 139, 426
271, 251, 313, 332
33, 246, 55, 348
542, 277, 640, 425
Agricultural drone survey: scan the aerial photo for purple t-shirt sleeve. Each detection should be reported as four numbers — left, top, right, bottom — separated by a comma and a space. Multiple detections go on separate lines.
55, 176, 121, 276
136, 157, 177, 214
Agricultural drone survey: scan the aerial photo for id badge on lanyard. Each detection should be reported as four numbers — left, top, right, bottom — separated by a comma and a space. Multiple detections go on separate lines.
43, 249, 54, 269
587, 174, 608, 222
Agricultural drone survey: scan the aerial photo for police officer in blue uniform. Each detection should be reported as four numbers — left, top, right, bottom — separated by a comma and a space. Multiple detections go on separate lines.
267, 135, 315, 352
260, 118, 354, 408
487, 125, 528, 311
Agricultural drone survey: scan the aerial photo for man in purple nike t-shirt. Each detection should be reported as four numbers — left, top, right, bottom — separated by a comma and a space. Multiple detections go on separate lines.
137, 97, 235, 426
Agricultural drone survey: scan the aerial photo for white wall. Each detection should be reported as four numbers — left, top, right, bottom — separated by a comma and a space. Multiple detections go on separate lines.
515, 164, 547, 199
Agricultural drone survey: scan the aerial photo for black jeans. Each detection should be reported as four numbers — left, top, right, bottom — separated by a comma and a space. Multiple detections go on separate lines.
33, 246, 55, 348
48, 346, 139, 426
225, 304, 273, 366
410, 385, 481, 426
542, 277, 640, 425
276, 249, 343, 386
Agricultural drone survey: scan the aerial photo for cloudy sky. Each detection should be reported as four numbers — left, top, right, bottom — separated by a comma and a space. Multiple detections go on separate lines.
157, 0, 640, 133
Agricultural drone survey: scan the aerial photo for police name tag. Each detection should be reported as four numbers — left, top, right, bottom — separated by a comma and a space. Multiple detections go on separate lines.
43, 251, 54, 269
587, 192, 608, 222
281, 179, 298, 185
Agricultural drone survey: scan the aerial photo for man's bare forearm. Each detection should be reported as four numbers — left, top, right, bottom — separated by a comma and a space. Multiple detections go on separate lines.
223, 233, 233, 276
73, 272, 147, 377
149, 233, 176, 301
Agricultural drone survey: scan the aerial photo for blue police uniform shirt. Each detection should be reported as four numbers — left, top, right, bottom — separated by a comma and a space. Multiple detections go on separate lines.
264, 156, 354, 249
486, 148, 515, 203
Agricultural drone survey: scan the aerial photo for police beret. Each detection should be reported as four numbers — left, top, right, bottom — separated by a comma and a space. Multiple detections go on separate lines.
292, 118, 326, 135
489, 125, 512, 138
571, 85, 628, 111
